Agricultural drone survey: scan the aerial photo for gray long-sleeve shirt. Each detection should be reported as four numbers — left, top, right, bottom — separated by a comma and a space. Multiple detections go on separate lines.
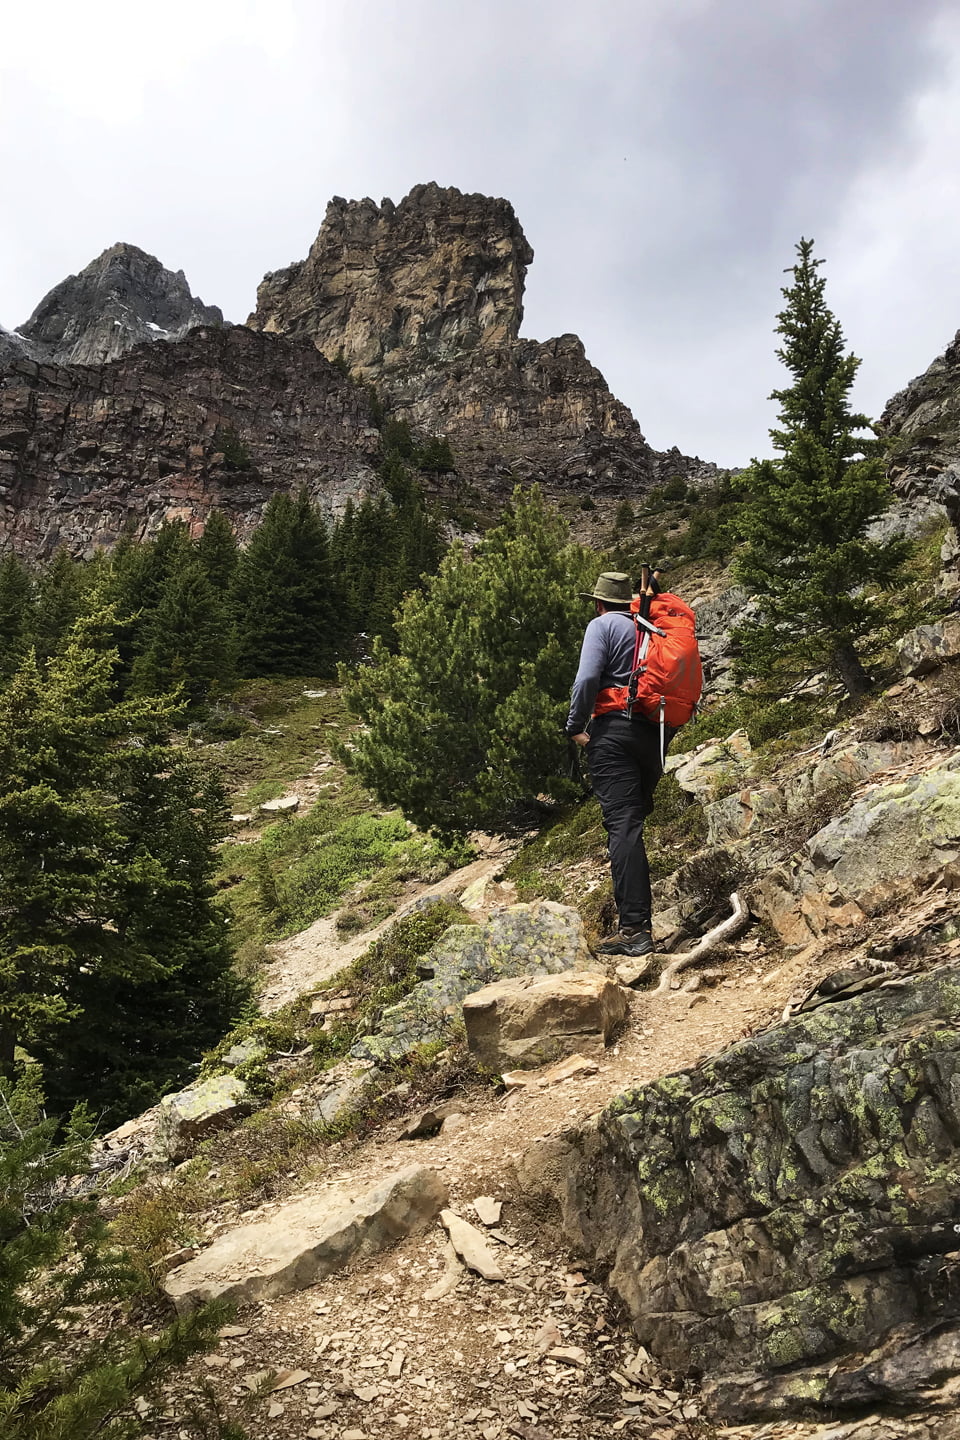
565, 610, 637, 735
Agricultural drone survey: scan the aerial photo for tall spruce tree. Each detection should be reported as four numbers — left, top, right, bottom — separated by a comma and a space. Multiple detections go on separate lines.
198, 508, 240, 593
130, 558, 236, 713
232, 488, 338, 675
733, 239, 908, 697
31, 548, 87, 665
0, 610, 242, 1121
102, 521, 195, 689
331, 479, 444, 649
342, 487, 595, 834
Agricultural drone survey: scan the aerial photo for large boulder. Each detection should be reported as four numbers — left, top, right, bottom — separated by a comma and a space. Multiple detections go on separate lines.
898, 618, 960, 677
153, 1075, 252, 1163
463, 970, 628, 1070
752, 760, 960, 948
524, 963, 960, 1420
351, 901, 596, 1065
164, 1164, 447, 1312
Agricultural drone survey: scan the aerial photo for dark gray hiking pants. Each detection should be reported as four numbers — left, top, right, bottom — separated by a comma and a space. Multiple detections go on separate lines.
587, 712, 668, 931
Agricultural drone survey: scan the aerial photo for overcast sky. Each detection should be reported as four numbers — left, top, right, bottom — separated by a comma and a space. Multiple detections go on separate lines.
2, 0, 959, 467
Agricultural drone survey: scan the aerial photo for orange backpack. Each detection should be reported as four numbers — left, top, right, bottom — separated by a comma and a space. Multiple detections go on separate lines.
593, 592, 703, 748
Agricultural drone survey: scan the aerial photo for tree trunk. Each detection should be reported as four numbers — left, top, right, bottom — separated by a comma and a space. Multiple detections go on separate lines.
833, 639, 869, 698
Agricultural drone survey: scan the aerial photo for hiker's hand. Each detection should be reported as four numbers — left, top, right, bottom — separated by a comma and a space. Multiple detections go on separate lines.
571, 732, 590, 747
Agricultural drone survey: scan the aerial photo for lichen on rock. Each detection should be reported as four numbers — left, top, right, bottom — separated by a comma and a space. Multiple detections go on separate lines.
527, 962, 960, 1419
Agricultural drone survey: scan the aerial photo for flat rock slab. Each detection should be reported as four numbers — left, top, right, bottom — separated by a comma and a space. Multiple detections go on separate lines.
440, 1208, 504, 1281
164, 1165, 448, 1312
259, 794, 300, 813
463, 970, 628, 1070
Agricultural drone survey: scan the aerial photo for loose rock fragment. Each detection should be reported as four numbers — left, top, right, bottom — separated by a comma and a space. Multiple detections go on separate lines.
547, 1345, 588, 1366
270, 1368, 310, 1390
423, 1239, 464, 1300
440, 1209, 504, 1281
472, 1195, 502, 1226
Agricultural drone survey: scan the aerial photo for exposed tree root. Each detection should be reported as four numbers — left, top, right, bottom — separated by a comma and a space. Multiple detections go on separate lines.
652, 891, 750, 996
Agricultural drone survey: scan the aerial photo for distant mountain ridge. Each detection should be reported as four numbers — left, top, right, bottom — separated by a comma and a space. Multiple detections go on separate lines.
0, 184, 718, 556
4, 243, 222, 370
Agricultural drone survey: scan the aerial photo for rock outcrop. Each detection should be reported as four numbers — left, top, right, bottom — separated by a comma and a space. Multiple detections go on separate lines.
753, 757, 960, 947
0, 325, 379, 557
0, 185, 717, 556
13, 243, 222, 367
250, 183, 671, 500
351, 900, 596, 1067
253, 185, 532, 370
882, 333, 960, 588
523, 962, 960, 1420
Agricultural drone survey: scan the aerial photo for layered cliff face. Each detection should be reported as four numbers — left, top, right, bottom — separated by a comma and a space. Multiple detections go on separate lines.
249, 183, 660, 498
0, 326, 378, 558
254, 184, 532, 368
883, 331, 960, 528
12, 243, 223, 368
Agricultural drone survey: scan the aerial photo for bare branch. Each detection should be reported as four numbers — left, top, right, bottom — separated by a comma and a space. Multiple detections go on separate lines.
652, 891, 750, 996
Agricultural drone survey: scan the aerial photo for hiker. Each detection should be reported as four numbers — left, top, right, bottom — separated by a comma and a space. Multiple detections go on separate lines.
565, 571, 676, 959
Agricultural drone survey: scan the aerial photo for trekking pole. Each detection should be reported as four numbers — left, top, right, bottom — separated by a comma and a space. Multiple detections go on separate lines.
639, 564, 651, 621
639, 564, 660, 621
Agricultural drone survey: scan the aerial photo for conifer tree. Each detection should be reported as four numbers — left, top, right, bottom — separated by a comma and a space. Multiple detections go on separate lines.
733, 239, 908, 697
130, 558, 235, 714
342, 487, 595, 834
198, 508, 240, 593
0, 555, 34, 686
31, 548, 87, 664
0, 1070, 237, 1440
232, 488, 338, 676
0, 610, 242, 1120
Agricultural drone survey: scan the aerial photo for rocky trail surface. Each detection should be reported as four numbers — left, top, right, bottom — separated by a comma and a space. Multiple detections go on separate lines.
133, 654, 960, 1440
147, 883, 959, 1440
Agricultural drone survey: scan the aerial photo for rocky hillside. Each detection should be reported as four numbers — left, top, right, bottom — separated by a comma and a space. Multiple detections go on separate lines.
0, 325, 378, 555
0, 185, 715, 556
882, 329, 960, 590
52, 581, 952, 1440
2, 242, 221, 368
250, 183, 693, 503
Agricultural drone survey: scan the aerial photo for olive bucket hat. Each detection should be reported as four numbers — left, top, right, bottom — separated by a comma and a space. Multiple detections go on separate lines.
578, 571, 634, 605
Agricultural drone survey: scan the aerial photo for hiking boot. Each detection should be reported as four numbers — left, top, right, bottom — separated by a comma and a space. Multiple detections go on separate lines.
595, 927, 655, 958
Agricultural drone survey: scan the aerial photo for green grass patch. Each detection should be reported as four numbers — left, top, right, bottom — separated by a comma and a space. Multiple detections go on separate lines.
208, 678, 473, 957
505, 799, 607, 903
674, 691, 827, 756
208, 677, 348, 809
219, 805, 469, 951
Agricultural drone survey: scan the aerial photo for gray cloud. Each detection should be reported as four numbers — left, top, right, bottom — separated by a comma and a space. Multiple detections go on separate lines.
1, 0, 955, 466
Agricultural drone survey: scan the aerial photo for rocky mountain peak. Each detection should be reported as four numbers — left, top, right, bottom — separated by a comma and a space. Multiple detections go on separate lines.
13, 242, 223, 368
250, 182, 534, 373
